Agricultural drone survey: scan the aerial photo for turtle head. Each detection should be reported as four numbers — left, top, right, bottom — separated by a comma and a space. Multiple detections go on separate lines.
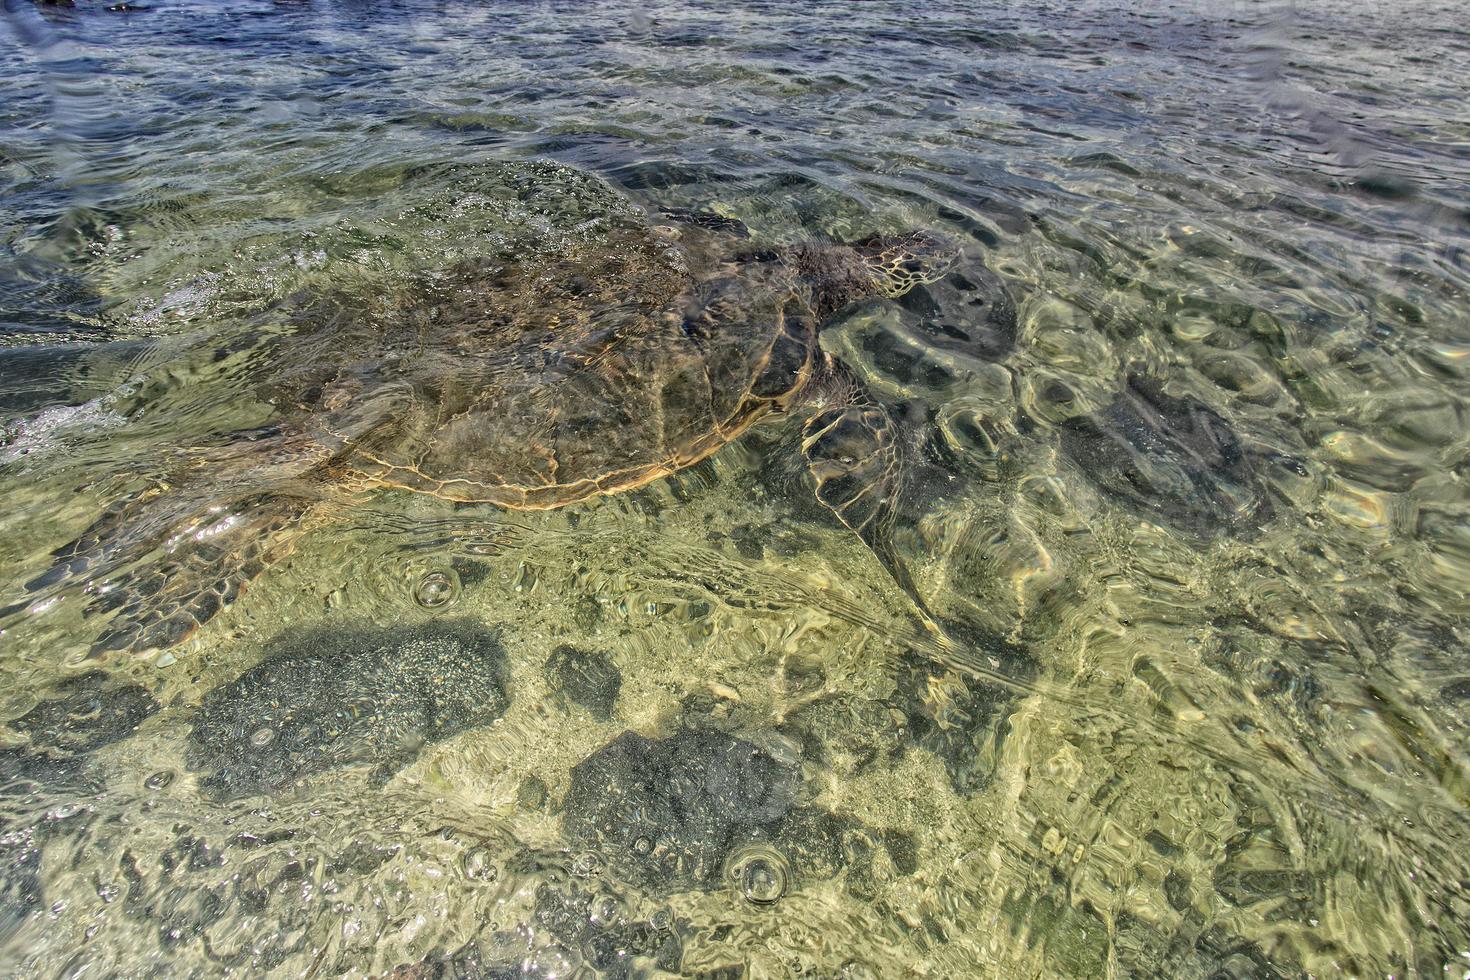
852, 230, 961, 298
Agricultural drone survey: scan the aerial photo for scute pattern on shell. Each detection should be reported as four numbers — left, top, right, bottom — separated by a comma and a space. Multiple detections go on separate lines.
274, 227, 818, 508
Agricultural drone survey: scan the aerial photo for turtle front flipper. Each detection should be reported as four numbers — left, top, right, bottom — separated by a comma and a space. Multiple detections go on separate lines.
657, 207, 750, 238
800, 354, 932, 621
20, 491, 312, 658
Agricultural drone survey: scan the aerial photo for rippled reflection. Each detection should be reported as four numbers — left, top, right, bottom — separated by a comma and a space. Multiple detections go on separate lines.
2, 0, 1468, 975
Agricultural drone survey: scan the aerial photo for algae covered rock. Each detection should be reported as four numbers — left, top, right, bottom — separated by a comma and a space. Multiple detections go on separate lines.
187, 620, 508, 799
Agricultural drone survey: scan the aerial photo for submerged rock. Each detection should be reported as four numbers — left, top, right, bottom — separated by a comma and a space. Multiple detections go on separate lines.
187, 620, 508, 800
6, 670, 159, 755
0, 671, 154, 929
778, 652, 1015, 796
532, 879, 681, 976
383, 873, 681, 980
0, 669, 160, 797
545, 645, 621, 721
562, 728, 857, 895
1060, 374, 1273, 537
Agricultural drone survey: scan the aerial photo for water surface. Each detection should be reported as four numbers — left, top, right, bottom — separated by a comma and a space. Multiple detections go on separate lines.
2, 0, 1469, 976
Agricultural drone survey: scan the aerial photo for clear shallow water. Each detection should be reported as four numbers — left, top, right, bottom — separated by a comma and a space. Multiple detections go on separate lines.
1, 0, 1469, 976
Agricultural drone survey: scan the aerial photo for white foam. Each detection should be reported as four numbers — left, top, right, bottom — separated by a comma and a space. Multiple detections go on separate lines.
0, 395, 130, 465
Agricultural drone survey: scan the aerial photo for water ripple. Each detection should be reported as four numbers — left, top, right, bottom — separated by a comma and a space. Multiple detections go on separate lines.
1, 0, 1468, 975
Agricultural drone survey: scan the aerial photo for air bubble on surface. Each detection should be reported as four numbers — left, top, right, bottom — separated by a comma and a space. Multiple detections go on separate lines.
412, 568, 460, 609
142, 770, 174, 790
724, 843, 790, 906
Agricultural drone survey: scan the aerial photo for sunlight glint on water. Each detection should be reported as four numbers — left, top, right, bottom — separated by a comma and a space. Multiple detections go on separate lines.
2, 1, 1468, 976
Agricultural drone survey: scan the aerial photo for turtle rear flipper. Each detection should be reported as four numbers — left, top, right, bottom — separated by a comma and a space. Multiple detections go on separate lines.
23, 493, 156, 594
23, 492, 311, 658
800, 355, 932, 621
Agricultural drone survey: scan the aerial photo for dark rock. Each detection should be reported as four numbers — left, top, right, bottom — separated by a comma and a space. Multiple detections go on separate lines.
1111, 909, 1298, 979
880, 828, 919, 876
0, 672, 153, 930
6, 670, 159, 755
0, 746, 89, 796
326, 838, 396, 878
385, 903, 675, 980
1189, 926, 1294, 980
187, 620, 509, 800
1163, 870, 1192, 912
0, 345, 99, 416
571, 595, 602, 631
387, 938, 560, 979
517, 775, 549, 811
729, 523, 765, 561
545, 645, 621, 721
449, 557, 496, 588
690, 968, 745, 980
778, 692, 906, 778
564, 730, 796, 892
0, 797, 98, 935
563, 728, 862, 895
0, 824, 44, 930
1060, 373, 1272, 537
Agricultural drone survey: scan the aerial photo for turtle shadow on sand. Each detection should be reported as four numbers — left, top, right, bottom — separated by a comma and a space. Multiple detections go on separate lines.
15, 168, 964, 666
1059, 373, 1279, 539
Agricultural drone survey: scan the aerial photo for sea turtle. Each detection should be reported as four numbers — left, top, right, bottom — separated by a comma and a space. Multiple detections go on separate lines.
20, 201, 959, 657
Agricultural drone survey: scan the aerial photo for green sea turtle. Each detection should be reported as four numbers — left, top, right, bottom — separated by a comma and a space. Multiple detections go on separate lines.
22, 202, 959, 657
